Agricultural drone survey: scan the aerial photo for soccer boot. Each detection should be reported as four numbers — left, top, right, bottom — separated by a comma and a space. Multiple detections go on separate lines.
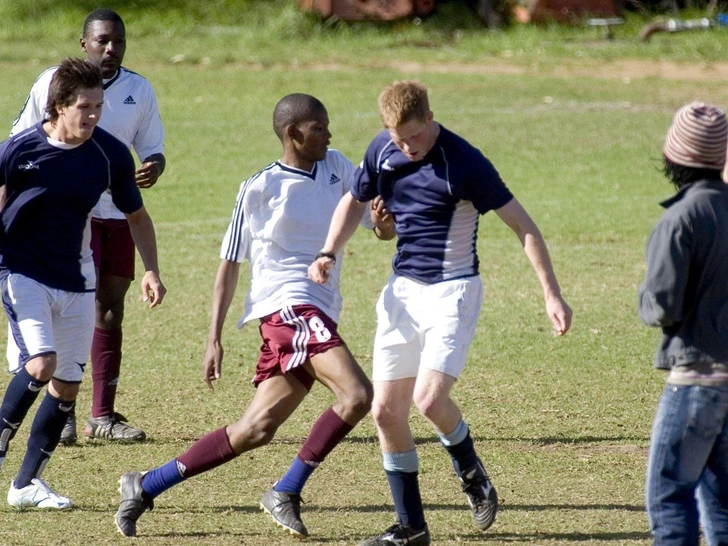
115, 471, 153, 537
459, 459, 498, 531
357, 523, 431, 545
260, 487, 308, 539
7, 478, 72, 509
84, 412, 146, 442
59, 412, 77, 446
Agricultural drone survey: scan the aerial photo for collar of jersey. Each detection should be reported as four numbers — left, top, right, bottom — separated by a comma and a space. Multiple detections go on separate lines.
276, 161, 317, 180
103, 68, 123, 90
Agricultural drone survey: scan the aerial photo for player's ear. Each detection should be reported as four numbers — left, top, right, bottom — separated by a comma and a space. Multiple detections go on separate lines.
80, 36, 87, 52
287, 123, 302, 143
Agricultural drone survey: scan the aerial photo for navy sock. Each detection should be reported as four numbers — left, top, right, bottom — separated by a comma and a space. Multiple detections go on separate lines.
0, 368, 47, 459
141, 459, 184, 499
442, 428, 479, 477
275, 457, 316, 494
15, 392, 73, 488
385, 470, 426, 530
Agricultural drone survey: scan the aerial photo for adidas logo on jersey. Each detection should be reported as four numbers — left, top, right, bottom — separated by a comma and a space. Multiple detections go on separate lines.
381, 159, 394, 171
123, 95, 136, 105
329, 173, 341, 185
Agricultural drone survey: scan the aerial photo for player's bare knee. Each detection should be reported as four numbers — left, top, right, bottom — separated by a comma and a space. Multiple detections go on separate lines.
358, 381, 374, 415
350, 380, 374, 410
413, 390, 447, 422
96, 304, 124, 330
371, 399, 401, 431
228, 417, 279, 451
24, 355, 57, 382
337, 383, 372, 423
49, 379, 79, 402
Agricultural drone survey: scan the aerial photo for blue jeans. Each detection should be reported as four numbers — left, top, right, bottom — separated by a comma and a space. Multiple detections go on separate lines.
647, 383, 728, 546
697, 469, 728, 546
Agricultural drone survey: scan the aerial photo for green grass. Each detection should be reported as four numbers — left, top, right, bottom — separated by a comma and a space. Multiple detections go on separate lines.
2, 0, 728, 66
2, 2, 728, 545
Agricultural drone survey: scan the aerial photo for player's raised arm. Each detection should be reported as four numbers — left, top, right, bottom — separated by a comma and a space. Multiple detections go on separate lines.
202, 259, 241, 390
495, 197, 572, 336
309, 192, 367, 284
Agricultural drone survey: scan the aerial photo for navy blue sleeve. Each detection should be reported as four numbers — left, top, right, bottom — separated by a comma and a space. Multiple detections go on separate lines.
461, 147, 513, 214
351, 133, 386, 202
109, 144, 143, 214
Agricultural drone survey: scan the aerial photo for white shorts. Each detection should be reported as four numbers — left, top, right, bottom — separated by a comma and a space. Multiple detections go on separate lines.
372, 274, 483, 382
2, 272, 95, 383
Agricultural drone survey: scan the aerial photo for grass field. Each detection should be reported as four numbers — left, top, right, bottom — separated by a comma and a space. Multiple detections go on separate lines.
2, 2, 728, 545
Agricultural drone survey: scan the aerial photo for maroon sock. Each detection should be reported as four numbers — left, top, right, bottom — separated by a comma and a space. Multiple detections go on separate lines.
176, 426, 237, 479
91, 327, 122, 418
298, 407, 353, 464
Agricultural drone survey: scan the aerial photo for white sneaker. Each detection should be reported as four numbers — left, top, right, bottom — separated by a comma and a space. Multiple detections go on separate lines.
8, 478, 72, 509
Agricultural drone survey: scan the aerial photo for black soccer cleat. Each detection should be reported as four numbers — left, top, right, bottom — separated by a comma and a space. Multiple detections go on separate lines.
260, 487, 308, 539
115, 471, 153, 537
459, 459, 498, 531
356, 523, 431, 545
59, 412, 77, 446
84, 412, 146, 442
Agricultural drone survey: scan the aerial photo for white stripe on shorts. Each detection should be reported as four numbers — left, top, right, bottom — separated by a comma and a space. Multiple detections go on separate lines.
281, 305, 311, 370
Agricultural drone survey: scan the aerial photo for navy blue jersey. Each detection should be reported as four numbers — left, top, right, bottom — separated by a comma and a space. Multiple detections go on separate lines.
351, 125, 513, 284
0, 122, 142, 292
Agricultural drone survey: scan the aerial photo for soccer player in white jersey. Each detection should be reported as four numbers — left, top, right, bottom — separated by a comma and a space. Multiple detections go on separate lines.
0, 58, 165, 510
10, 9, 166, 444
310, 80, 573, 546
115, 94, 390, 539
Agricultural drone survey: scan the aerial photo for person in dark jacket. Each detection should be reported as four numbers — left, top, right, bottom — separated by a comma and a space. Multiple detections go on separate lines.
639, 101, 728, 546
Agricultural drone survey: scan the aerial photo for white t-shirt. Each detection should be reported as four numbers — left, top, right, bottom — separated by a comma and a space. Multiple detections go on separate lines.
11, 66, 165, 220
221, 149, 373, 325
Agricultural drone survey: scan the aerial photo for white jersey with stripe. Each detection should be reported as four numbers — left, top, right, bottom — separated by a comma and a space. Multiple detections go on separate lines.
220, 149, 371, 325
11, 66, 165, 220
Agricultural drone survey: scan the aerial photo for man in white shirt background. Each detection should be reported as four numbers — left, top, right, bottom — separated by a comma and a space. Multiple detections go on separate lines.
10, 8, 166, 444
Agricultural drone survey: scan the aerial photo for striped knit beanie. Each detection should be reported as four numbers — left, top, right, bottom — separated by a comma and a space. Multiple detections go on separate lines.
664, 102, 728, 169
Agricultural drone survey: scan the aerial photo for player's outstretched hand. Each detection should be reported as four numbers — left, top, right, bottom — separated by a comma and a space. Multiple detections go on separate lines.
141, 271, 166, 308
308, 256, 335, 285
547, 294, 572, 336
135, 161, 163, 188
203, 339, 223, 390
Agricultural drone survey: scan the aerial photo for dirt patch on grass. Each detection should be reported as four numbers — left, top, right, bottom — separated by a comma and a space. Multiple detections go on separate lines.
390, 58, 728, 81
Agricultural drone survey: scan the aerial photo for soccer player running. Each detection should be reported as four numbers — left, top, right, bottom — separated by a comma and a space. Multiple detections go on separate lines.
0, 58, 165, 509
115, 93, 384, 539
640, 103, 728, 546
10, 8, 166, 444
309, 80, 572, 545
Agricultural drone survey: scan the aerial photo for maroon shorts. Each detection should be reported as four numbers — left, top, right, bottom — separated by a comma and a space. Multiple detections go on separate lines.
91, 218, 135, 279
254, 304, 344, 391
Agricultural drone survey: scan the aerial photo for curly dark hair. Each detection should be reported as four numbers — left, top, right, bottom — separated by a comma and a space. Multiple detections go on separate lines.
663, 156, 722, 190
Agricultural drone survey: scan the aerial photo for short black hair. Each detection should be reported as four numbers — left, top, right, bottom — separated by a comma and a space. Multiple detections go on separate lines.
273, 94, 327, 141
83, 8, 125, 37
663, 156, 722, 190
46, 58, 103, 122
